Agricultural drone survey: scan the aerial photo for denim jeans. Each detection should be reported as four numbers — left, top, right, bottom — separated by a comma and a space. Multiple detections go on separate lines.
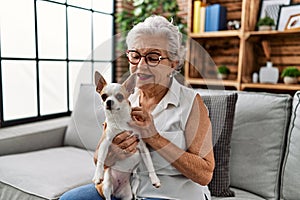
59, 183, 166, 200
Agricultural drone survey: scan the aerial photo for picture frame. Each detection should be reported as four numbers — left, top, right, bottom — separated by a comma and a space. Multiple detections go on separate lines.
285, 14, 300, 30
258, 0, 290, 27
277, 4, 300, 31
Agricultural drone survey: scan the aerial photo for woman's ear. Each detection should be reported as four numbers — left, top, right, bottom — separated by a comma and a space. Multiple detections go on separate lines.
171, 60, 179, 69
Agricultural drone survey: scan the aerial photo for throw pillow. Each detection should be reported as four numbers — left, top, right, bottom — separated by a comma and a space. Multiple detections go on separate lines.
281, 91, 300, 199
64, 84, 105, 151
201, 93, 238, 197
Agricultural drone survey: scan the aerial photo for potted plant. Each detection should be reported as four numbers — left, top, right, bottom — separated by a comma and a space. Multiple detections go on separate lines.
217, 65, 230, 79
115, 0, 186, 51
257, 16, 275, 31
281, 66, 300, 84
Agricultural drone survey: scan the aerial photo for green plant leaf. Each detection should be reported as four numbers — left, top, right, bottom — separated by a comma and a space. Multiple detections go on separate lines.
217, 65, 230, 74
115, 0, 186, 51
281, 67, 300, 77
257, 16, 275, 26
133, 0, 144, 7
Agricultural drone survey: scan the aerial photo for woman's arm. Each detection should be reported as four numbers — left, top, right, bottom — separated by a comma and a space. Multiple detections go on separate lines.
130, 94, 215, 186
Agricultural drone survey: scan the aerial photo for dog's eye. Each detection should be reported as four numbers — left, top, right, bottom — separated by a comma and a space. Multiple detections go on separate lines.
101, 94, 108, 101
115, 93, 124, 102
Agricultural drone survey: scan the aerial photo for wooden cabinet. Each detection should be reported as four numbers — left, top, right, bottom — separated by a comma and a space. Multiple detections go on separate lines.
185, 0, 300, 94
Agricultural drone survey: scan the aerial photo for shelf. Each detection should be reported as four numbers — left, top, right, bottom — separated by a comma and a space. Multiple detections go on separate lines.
246, 29, 300, 40
190, 30, 241, 38
241, 83, 300, 91
186, 78, 239, 88
190, 29, 300, 41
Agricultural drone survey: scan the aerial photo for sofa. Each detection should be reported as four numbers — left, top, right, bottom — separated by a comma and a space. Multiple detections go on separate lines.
0, 83, 299, 200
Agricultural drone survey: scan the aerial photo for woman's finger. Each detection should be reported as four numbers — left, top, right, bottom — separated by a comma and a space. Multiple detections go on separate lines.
112, 131, 133, 144
118, 134, 139, 150
109, 143, 128, 159
122, 140, 139, 154
131, 110, 150, 122
132, 107, 142, 111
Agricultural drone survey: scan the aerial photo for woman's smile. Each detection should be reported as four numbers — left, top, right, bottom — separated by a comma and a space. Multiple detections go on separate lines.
137, 73, 153, 81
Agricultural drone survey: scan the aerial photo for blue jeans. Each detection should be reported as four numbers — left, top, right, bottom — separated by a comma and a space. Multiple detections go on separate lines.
59, 183, 166, 200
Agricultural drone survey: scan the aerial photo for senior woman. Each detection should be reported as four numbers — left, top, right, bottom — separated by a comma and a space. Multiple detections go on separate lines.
60, 15, 214, 200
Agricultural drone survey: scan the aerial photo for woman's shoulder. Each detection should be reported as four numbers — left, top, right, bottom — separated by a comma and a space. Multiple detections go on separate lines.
173, 79, 197, 98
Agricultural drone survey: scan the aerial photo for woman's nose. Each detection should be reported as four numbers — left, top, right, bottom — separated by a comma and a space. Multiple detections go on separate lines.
137, 57, 147, 68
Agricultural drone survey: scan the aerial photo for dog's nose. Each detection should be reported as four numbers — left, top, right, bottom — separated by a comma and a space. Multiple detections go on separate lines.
106, 100, 114, 110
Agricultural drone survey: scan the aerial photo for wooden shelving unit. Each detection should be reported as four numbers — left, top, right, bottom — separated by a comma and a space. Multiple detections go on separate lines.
185, 0, 300, 94
186, 78, 239, 88
189, 30, 241, 38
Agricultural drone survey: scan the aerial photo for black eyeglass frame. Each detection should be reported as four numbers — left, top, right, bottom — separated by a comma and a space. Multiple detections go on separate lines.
126, 50, 169, 67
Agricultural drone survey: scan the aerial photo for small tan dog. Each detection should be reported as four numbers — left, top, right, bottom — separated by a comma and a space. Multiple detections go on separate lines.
93, 71, 161, 200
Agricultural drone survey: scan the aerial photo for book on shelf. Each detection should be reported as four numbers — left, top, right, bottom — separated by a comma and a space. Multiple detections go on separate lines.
205, 4, 227, 32
193, 0, 201, 33
193, 0, 206, 33
200, 6, 206, 33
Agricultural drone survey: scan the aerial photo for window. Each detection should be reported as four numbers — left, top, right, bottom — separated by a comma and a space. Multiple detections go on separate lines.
0, 0, 115, 127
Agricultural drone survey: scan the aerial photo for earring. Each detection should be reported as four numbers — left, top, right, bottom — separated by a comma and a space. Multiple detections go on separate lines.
168, 72, 173, 78
167, 70, 180, 78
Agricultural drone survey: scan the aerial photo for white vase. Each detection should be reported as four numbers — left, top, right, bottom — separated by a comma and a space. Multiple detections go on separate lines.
283, 76, 298, 84
259, 62, 279, 84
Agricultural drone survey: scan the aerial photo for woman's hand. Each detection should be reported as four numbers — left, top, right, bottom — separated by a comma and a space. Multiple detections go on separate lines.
128, 107, 159, 141
104, 131, 139, 166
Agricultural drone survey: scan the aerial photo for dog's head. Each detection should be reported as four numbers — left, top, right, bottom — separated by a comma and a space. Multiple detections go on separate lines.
94, 71, 136, 116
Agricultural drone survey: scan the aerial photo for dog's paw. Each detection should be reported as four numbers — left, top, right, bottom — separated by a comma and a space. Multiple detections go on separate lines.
149, 173, 161, 188
92, 173, 104, 185
152, 182, 161, 188
92, 177, 103, 185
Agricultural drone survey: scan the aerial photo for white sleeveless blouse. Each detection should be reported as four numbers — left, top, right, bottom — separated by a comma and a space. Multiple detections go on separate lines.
129, 79, 211, 200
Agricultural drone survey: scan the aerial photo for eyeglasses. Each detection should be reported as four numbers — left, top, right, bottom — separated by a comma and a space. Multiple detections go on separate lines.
126, 50, 169, 67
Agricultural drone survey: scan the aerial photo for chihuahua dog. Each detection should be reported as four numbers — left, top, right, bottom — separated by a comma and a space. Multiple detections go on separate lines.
92, 71, 161, 200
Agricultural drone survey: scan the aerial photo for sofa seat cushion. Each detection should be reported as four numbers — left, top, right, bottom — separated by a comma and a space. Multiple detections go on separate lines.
0, 182, 47, 200
0, 147, 95, 200
212, 187, 265, 200
281, 91, 300, 200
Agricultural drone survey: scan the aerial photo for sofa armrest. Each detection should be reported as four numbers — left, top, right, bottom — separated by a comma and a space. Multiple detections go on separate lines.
0, 117, 70, 156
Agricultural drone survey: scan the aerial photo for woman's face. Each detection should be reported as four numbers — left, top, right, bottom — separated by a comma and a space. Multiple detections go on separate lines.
128, 35, 177, 91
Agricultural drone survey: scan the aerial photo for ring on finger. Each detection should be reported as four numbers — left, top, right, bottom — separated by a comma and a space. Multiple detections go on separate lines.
122, 149, 128, 153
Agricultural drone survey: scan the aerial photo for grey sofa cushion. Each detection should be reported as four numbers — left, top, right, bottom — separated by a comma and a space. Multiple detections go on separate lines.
281, 91, 300, 200
202, 93, 237, 197
64, 84, 105, 151
230, 91, 292, 199
0, 147, 95, 200
212, 187, 265, 200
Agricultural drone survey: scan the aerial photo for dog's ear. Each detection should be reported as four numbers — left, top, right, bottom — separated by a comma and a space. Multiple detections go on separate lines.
95, 71, 107, 94
122, 73, 136, 97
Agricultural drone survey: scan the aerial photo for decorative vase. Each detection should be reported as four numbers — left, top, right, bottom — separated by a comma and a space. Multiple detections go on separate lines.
259, 61, 279, 84
283, 76, 298, 84
252, 72, 259, 83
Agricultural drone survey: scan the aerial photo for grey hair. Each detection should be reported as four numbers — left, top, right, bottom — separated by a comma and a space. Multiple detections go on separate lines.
126, 15, 186, 70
